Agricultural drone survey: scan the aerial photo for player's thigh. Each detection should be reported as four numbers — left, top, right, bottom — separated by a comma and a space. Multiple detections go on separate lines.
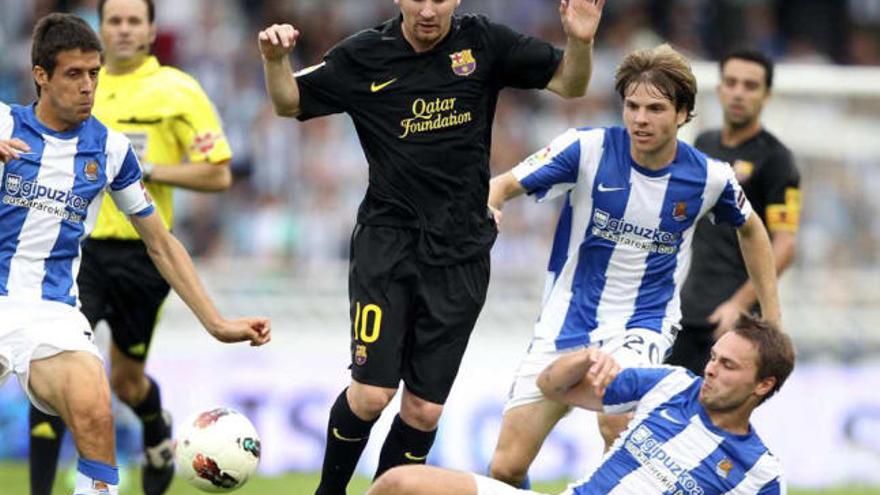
0, 299, 104, 417
491, 399, 570, 475
29, 351, 109, 424
104, 240, 170, 362
348, 225, 419, 389
404, 254, 490, 405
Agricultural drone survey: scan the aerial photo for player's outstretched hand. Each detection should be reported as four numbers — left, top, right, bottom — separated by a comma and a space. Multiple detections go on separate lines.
0, 138, 30, 163
258, 24, 299, 61
559, 0, 605, 44
210, 318, 272, 347
584, 347, 619, 397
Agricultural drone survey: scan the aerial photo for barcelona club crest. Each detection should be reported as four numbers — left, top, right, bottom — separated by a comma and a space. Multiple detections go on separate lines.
84, 160, 99, 181
449, 49, 477, 76
672, 201, 688, 222
355, 345, 368, 366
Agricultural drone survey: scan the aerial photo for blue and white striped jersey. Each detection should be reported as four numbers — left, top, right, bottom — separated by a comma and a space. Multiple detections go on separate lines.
0, 103, 153, 306
512, 127, 752, 351
574, 366, 784, 494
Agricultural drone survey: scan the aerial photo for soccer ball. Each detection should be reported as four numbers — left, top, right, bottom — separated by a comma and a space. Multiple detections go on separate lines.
175, 407, 261, 492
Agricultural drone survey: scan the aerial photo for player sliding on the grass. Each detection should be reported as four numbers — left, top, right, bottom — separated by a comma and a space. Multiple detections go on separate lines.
369, 315, 794, 495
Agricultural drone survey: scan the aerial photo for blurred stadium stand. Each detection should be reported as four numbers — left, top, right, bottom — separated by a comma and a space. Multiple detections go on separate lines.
3, 0, 880, 488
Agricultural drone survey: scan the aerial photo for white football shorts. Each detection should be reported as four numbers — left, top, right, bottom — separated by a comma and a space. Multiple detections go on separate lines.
504, 328, 674, 412
0, 298, 103, 415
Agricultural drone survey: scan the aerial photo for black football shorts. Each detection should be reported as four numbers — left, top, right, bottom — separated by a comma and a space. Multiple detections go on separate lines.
77, 238, 171, 362
347, 224, 490, 404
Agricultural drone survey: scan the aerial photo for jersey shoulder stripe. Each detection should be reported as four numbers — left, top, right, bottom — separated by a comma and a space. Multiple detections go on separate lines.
104, 127, 136, 187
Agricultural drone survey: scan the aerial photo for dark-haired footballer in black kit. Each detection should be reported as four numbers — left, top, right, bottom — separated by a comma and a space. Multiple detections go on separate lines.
258, 1, 606, 493
669, 50, 800, 376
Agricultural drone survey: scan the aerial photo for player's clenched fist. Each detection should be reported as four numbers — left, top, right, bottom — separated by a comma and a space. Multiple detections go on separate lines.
208, 317, 272, 347
258, 23, 299, 61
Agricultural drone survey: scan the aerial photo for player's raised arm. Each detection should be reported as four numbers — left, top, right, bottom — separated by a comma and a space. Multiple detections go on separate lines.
735, 213, 781, 328
258, 23, 302, 117
128, 211, 271, 346
537, 347, 620, 411
546, 0, 605, 97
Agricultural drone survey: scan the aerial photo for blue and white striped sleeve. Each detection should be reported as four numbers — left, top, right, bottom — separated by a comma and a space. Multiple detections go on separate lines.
707, 159, 752, 227
511, 128, 581, 202
602, 367, 677, 414
106, 131, 154, 217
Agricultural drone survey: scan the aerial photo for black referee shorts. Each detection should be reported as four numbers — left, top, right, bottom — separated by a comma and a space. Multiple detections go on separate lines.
347, 224, 490, 405
77, 238, 171, 362
665, 322, 715, 376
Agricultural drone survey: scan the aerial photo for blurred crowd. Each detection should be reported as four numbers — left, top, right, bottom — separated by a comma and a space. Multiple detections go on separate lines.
1, 0, 880, 270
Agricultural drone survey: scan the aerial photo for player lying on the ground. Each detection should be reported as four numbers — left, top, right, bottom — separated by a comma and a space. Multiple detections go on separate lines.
367, 315, 794, 495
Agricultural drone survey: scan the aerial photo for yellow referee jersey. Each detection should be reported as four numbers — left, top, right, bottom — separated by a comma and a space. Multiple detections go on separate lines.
90, 56, 232, 240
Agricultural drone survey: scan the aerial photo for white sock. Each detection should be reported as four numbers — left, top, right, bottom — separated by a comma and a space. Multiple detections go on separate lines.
73, 467, 119, 495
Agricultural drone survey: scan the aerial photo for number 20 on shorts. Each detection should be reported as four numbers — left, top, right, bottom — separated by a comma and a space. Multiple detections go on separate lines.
353, 301, 383, 343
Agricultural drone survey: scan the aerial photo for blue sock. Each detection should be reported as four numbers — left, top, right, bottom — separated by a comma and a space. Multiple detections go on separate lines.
77, 458, 119, 485
76, 458, 119, 494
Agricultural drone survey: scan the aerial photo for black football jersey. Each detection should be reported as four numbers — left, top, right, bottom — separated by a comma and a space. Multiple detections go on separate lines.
295, 14, 562, 264
680, 129, 800, 324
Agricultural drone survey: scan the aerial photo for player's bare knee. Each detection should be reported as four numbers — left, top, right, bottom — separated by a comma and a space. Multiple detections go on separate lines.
109, 372, 139, 405
400, 397, 442, 431
349, 385, 395, 419
488, 454, 527, 485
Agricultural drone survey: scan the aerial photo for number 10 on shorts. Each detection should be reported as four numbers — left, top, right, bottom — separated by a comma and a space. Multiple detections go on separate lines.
353, 301, 383, 343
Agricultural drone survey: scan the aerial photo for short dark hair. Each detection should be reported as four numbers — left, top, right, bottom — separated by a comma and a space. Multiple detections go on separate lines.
615, 44, 698, 125
731, 315, 795, 405
98, 0, 156, 23
720, 49, 774, 89
31, 13, 102, 94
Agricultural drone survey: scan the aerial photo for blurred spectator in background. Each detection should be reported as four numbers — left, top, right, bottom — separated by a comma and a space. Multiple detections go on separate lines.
0, 0, 878, 271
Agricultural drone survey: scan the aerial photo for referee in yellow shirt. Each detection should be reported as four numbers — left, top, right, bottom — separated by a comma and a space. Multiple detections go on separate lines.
29, 1, 232, 494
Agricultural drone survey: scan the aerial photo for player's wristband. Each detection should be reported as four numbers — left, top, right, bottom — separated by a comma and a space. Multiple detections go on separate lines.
142, 162, 154, 182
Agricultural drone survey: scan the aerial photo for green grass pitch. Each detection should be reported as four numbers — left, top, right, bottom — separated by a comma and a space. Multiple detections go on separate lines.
1, 463, 876, 494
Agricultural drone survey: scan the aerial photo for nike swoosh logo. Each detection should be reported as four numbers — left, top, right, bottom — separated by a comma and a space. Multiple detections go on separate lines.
598, 183, 625, 192
371, 78, 398, 93
658, 409, 683, 425
332, 427, 366, 443
404, 451, 428, 461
